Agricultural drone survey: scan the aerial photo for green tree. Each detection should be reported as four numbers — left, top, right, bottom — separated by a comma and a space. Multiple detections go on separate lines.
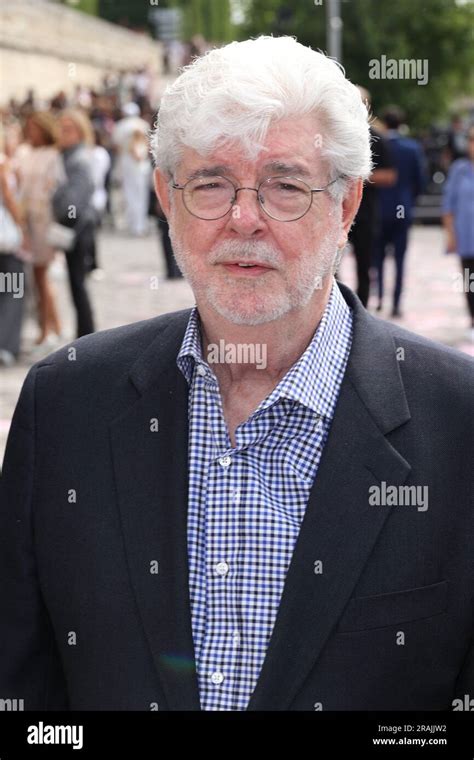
97, 0, 235, 42
172, 0, 235, 42
59, 0, 99, 15
98, 0, 150, 29
239, 0, 474, 129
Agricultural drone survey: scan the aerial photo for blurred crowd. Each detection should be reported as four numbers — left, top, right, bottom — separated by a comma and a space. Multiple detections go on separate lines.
0, 71, 473, 368
0, 70, 182, 366
351, 100, 474, 334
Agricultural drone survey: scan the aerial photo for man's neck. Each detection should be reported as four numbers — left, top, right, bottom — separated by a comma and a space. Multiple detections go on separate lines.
198, 278, 334, 388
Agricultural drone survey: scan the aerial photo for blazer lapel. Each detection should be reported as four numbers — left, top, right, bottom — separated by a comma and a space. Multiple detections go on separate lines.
109, 310, 201, 711
247, 287, 412, 710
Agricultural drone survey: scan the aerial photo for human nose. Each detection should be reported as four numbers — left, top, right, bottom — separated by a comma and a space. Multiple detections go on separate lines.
228, 186, 267, 234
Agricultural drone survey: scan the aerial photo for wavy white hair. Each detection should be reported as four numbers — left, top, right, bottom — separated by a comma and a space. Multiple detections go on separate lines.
150, 35, 373, 200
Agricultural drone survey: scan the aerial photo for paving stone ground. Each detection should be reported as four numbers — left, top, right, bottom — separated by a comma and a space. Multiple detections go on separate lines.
1, 223, 472, 465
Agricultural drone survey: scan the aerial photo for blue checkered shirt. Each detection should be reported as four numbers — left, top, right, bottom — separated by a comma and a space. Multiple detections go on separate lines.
176, 278, 353, 710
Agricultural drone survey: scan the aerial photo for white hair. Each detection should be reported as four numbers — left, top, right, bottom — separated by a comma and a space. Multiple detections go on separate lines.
150, 35, 373, 200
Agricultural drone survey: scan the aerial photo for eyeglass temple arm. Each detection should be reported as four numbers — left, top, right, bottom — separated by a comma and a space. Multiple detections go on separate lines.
310, 176, 345, 193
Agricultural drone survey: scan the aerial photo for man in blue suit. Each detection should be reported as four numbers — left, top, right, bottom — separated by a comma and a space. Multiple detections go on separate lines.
375, 107, 426, 317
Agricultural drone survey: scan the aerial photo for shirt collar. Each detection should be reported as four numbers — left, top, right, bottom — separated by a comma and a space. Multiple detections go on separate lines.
177, 277, 353, 420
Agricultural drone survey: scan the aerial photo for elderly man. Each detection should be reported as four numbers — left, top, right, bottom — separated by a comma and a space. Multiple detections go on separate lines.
1, 37, 473, 712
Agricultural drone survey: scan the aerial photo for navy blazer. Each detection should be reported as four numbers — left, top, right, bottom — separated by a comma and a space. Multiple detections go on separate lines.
1, 283, 473, 710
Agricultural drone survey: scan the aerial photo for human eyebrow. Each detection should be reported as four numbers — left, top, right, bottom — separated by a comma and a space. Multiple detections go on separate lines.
261, 161, 313, 179
183, 161, 314, 183
185, 165, 233, 181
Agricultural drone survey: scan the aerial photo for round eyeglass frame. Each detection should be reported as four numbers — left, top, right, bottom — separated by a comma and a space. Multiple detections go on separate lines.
171, 174, 343, 222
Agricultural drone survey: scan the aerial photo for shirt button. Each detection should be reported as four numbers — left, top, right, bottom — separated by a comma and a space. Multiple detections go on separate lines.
233, 489, 241, 505
215, 561, 229, 577
211, 671, 224, 685
232, 632, 240, 647
218, 455, 232, 468
196, 365, 207, 377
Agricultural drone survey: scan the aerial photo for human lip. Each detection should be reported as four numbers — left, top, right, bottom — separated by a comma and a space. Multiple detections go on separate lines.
220, 261, 275, 275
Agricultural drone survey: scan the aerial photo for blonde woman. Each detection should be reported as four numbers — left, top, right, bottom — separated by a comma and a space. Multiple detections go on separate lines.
17, 111, 65, 345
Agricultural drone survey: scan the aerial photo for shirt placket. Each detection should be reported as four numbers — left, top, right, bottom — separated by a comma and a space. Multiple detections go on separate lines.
197, 368, 244, 709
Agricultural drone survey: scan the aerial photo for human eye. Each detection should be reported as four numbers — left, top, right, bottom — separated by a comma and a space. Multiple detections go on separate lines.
193, 177, 227, 192
274, 181, 305, 193
280, 182, 299, 191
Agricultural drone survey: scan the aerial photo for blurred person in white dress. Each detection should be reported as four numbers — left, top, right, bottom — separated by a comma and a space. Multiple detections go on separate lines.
89, 128, 112, 275
16, 112, 65, 346
111, 102, 150, 235
121, 128, 152, 236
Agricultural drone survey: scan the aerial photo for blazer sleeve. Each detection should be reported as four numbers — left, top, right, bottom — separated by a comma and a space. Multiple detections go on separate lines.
0, 365, 69, 710
454, 633, 474, 702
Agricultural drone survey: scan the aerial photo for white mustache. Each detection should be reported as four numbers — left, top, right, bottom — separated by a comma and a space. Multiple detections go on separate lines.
209, 240, 282, 268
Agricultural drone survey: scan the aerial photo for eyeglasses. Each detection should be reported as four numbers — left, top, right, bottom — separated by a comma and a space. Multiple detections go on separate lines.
171, 174, 342, 222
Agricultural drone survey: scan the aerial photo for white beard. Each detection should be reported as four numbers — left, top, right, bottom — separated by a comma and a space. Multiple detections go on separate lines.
169, 211, 343, 326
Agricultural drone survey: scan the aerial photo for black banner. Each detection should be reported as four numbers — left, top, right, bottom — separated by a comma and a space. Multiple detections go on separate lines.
0, 711, 473, 758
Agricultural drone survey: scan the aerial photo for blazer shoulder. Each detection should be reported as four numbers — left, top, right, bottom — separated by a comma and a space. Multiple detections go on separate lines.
382, 319, 474, 395
31, 308, 192, 378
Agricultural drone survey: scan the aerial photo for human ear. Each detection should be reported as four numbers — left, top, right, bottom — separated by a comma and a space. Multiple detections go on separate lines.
337, 178, 363, 248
